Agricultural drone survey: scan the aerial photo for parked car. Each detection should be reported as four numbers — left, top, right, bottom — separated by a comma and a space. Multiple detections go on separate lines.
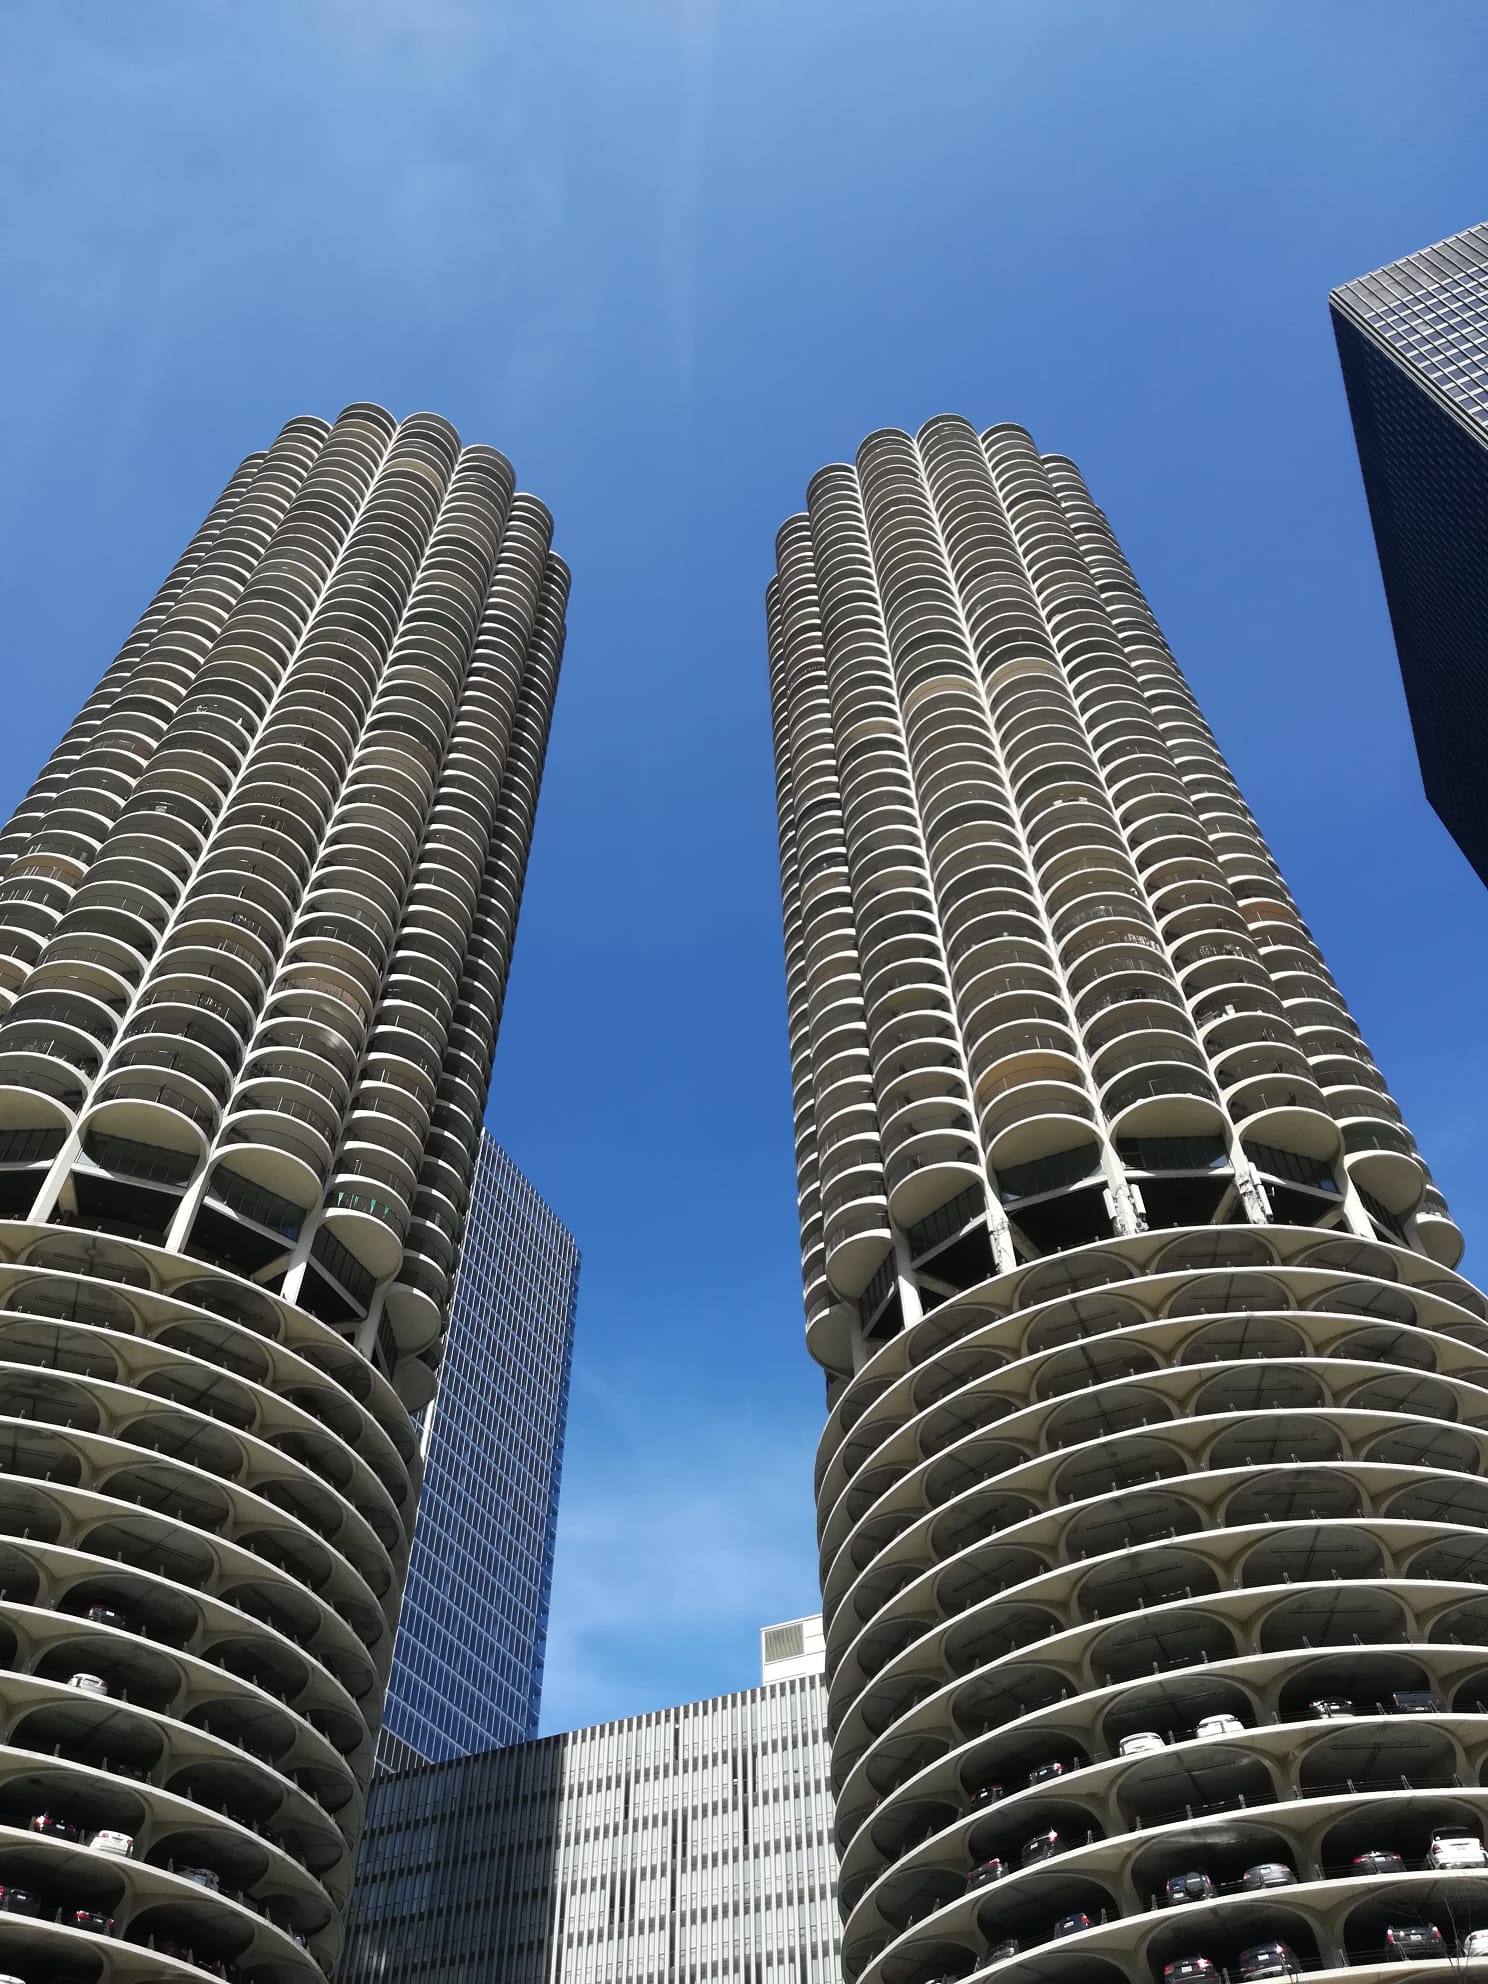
1353, 1848, 1407, 1876
1195, 1713, 1245, 1739
1052, 1912, 1091, 1937
1463, 1929, 1488, 1958
1026, 1760, 1071, 1786
0, 1888, 40, 1917
1428, 1825, 1487, 1869
178, 1864, 222, 1892
88, 1829, 134, 1857
83, 1602, 129, 1631
1163, 1961, 1218, 1983
1119, 1730, 1166, 1757
1241, 1862, 1297, 1890
1384, 1922, 1446, 1958
968, 1782, 1005, 1809
29, 1812, 79, 1840
1238, 1944, 1299, 1981
1308, 1697, 1355, 1718
1019, 1830, 1060, 1866
1164, 1870, 1216, 1906
966, 1857, 1006, 1889
108, 1762, 149, 1783
68, 1906, 114, 1934
66, 1672, 108, 1697
987, 1940, 1019, 1961
1390, 1689, 1441, 1714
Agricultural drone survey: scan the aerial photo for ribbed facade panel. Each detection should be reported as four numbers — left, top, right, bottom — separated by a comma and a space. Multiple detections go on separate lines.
0, 407, 565, 1984
770, 418, 1488, 1983
343, 1634, 839, 1984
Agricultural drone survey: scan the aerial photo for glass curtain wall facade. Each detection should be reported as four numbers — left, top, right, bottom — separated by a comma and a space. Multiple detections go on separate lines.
769, 416, 1488, 1984
379, 1130, 580, 1770
1332, 221, 1488, 887
0, 406, 565, 1984
342, 1617, 840, 1984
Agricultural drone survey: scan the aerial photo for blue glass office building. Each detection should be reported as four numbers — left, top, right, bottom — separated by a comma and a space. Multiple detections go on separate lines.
1332, 222, 1488, 888
378, 1131, 580, 1768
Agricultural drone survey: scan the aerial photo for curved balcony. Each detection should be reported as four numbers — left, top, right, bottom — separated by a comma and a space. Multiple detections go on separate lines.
976, 1058, 1097, 1173
1173, 942, 1272, 1001
826, 1197, 895, 1304
1102, 1067, 1223, 1141
1054, 902, 1160, 966
0, 1052, 88, 1131
1335, 1110, 1427, 1219
1093, 1032, 1207, 1094
321, 1168, 409, 1283
819, 1253, 1487, 1546
78, 1071, 214, 1168
1227, 1074, 1342, 1165
210, 1124, 326, 1219
1414, 1184, 1465, 1272
817, 1212, 1488, 1981
1025, 798, 1123, 861
1077, 978, 1188, 1052
848, 1777, 1488, 1984
0, 1184, 425, 1980
379, 1252, 444, 1363
887, 1132, 985, 1235
1061, 928, 1169, 997
968, 1026, 1082, 1093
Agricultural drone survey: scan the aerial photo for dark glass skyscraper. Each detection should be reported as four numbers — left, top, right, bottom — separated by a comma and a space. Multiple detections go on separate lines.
379, 1129, 579, 1768
1332, 220, 1488, 886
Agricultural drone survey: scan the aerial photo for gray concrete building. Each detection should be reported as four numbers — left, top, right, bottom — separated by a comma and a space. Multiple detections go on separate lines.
0, 406, 565, 1984
769, 416, 1488, 1982
342, 1615, 840, 1984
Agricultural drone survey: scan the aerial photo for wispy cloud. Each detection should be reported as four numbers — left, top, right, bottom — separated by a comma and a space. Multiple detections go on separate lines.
0, 0, 587, 441
661, 0, 721, 401
540, 1359, 820, 1732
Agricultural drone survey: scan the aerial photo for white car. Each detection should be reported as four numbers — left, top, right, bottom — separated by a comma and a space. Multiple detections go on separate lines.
1428, 1827, 1487, 1869
1464, 1930, 1488, 1958
89, 1829, 134, 1857
1119, 1731, 1166, 1757
1195, 1713, 1244, 1739
66, 1672, 108, 1696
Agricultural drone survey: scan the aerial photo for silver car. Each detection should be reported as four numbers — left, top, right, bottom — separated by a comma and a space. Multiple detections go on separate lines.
1241, 1862, 1297, 1890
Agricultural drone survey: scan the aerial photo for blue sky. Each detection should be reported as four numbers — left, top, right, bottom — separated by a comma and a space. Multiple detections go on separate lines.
2, 1, 1487, 1734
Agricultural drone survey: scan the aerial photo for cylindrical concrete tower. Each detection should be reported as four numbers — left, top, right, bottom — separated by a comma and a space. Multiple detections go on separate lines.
0, 406, 565, 1984
770, 417, 1488, 1983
